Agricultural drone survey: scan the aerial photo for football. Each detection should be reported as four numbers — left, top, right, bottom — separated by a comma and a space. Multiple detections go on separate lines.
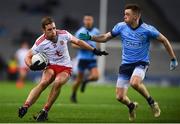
31, 53, 48, 66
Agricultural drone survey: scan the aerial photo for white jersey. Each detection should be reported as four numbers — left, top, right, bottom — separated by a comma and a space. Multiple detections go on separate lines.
16, 48, 29, 68
31, 30, 75, 68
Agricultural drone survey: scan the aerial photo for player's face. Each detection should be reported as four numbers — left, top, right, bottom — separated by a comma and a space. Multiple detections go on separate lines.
83, 16, 94, 29
124, 9, 138, 24
43, 22, 57, 40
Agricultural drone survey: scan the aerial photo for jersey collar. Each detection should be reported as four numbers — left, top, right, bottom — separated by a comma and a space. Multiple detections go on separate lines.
128, 19, 143, 30
84, 26, 94, 31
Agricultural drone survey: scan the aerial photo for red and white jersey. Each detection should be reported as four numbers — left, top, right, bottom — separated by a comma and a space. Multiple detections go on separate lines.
16, 48, 29, 68
31, 30, 77, 68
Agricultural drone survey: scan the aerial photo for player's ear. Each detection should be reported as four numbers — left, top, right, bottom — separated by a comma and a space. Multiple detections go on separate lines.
137, 13, 141, 19
134, 14, 139, 21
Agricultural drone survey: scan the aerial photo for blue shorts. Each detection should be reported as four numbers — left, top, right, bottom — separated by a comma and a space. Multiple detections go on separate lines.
78, 59, 97, 73
117, 61, 149, 88
119, 61, 149, 79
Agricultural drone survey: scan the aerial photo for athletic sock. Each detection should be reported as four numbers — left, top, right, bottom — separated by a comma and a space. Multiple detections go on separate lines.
72, 91, 76, 98
43, 104, 49, 112
82, 78, 96, 85
127, 102, 135, 111
147, 96, 155, 106
23, 101, 30, 108
83, 79, 89, 84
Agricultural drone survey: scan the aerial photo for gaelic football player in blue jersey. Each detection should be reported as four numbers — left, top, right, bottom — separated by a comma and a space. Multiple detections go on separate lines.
71, 14, 100, 103
79, 4, 178, 121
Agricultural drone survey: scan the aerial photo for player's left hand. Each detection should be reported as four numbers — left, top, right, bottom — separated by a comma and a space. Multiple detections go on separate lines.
170, 58, 178, 71
79, 32, 91, 40
30, 60, 46, 71
93, 48, 109, 56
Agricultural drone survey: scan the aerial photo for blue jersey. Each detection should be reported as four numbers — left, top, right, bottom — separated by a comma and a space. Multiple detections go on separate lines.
111, 22, 160, 64
75, 27, 100, 60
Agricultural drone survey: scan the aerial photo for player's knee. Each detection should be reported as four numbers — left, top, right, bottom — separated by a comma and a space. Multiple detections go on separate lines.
76, 78, 83, 84
116, 93, 125, 102
91, 75, 99, 81
130, 81, 139, 89
90, 73, 99, 81
54, 79, 66, 89
130, 76, 142, 88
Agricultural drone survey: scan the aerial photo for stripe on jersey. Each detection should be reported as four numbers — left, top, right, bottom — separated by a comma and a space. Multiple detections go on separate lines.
56, 30, 67, 34
35, 34, 46, 46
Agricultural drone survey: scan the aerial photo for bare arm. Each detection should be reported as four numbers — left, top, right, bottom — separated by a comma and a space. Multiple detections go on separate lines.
91, 32, 114, 43
24, 49, 33, 67
71, 43, 81, 49
71, 36, 94, 51
157, 33, 177, 59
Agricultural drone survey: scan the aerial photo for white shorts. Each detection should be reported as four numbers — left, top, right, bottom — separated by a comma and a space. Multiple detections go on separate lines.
116, 65, 148, 89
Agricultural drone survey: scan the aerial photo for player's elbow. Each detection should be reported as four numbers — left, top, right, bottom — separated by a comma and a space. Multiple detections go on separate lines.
76, 40, 86, 47
24, 56, 30, 67
99, 35, 108, 43
71, 43, 80, 48
100, 34, 112, 43
157, 33, 169, 45
24, 51, 33, 67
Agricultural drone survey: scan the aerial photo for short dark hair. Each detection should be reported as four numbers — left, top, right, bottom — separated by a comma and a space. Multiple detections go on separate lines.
41, 16, 54, 29
84, 13, 93, 17
125, 4, 141, 14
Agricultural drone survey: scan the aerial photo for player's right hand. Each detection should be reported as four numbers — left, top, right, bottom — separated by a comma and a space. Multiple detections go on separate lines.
29, 60, 46, 71
170, 58, 178, 71
93, 48, 109, 56
79, 32, 91, 40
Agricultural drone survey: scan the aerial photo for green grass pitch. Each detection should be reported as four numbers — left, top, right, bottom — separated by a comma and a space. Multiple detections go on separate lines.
0, 81, 180, 123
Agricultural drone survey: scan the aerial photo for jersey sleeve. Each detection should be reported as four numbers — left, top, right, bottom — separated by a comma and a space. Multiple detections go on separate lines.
148, 25, 160, 39
31, 42, 43, 55
111, 22, 123, 37
65, 31, 73, 42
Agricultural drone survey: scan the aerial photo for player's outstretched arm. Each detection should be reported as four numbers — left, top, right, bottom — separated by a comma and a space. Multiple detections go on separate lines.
157, 33, 178, 70
71, 36, 108, 56
71, 43, 81, 49
79, 32, 113, 43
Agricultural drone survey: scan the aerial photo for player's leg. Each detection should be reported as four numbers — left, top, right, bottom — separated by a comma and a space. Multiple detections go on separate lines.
16, 68, 27, 88
116, 75, 138, 121
44, 71, 70, 111
25, 69, 55, 107
130, 76, 150, 98
34, 71, 70, 121
71, 59, 85, 102
87, 65, 99, 81
80, 60, 99, 92
71, 72, 84, 103
18, 68, 55, 118
116, 87, 130, 105
130, 67, 161, 117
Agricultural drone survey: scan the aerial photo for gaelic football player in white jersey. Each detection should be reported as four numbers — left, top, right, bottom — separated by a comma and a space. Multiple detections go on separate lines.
18, 17, 108, 121
15, 42, 29, 88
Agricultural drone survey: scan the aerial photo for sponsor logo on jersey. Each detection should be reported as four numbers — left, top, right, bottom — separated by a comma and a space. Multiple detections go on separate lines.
60, 41, 64, 45
125, 40, 144, 48
51, 43, 57, 48
44, 47, 50, 50
55, 50, 63, 57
